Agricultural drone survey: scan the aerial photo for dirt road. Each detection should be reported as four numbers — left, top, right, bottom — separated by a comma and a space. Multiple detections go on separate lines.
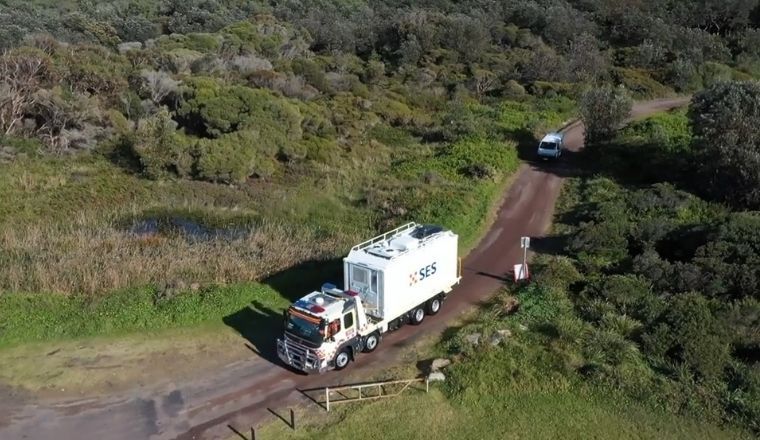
0, 97, 689, 440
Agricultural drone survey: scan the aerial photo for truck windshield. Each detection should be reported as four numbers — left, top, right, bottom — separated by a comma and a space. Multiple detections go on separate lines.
285, 312, 323, 345
540, 142, 558, 150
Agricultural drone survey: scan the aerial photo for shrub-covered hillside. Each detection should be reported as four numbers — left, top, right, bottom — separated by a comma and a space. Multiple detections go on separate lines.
0, 0, 759, 343
533, 99, 760, 433
1, 0, 759, 165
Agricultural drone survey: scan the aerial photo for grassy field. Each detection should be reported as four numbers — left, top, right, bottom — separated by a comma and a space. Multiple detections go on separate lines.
0, 96, 571, 348
253, 286, 753, 440
255, 388, 750, 440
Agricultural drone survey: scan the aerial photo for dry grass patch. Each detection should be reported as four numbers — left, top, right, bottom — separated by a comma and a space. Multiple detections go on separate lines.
0, 216, 358, 295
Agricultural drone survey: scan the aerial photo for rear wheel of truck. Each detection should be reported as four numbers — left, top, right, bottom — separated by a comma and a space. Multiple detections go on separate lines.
426, 296, 442, 315
334, 349, 351, 370
363, 332, 380, 353
410, 307, 425, 325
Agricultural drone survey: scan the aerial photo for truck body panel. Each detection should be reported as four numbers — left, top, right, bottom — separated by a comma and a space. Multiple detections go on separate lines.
343, 223, 459, 321
276, 223, 461, 374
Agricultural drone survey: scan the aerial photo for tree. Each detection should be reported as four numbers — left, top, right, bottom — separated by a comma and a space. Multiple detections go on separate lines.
470, 69, 498, 102
688, 81, 760, 208
567, 33, 608, 82
140, 70, 181, 105
132, 107, 193, 179
579, 85, 633, 146
0, 50, 48, 135
32, 87, 97, 152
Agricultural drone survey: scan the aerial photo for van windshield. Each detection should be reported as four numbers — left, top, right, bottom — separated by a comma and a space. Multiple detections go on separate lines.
285, 312, 324, 345
540, 141, 558, 150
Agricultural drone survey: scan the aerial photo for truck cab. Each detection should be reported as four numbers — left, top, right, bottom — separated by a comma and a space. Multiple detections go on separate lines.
537, 132, 564, 160
277, 287, 374, 373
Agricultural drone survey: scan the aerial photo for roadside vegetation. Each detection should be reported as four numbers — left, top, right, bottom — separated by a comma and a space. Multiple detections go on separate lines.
1, 0, 759, 347
257, 83, 760, 439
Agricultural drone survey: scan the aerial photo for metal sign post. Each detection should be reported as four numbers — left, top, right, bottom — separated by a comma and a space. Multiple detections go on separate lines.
514, 236, 530, 282
520, 236, 530, 267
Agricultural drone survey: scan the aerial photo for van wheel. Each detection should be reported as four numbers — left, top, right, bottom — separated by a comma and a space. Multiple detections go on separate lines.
426, 296, 442, 315
334, 348, 351, 370
363, 332, 380, 353
410, 307, 425, 325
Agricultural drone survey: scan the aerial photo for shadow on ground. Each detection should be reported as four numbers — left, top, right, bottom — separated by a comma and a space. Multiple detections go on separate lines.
508, 126, 585, 179
222, 258, 344, 371
222, 300, 287, 369
529, 234, 571, 256
263, 258, 344, 302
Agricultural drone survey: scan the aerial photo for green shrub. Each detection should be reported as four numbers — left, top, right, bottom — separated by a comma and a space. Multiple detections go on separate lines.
666, 59, 703, 92
528, 81, 580, 98
583, 328, 640, 367
536, 256, 582, 291
195, 131, 257, 183
291, 59, 331, 93
503, 79, 526, 97
645, 293, 731, 381
178, 77, 303, 145
689, 81, 760, 209
303, 135, 341, 164
186, 33, 222, 52
63, 46, 130, 102
164, 48, 204, 74
569, 220, 630, 270
611, 67, 672, 99
131, 108, 194, 179
373, 97, 414, 126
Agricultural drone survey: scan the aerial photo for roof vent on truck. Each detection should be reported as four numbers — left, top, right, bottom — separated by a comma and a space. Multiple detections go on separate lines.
410, 224, 444, 239
356, 223, 449, 259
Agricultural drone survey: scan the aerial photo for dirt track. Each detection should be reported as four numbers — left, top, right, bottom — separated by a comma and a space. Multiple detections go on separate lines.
0, 97, 689, 440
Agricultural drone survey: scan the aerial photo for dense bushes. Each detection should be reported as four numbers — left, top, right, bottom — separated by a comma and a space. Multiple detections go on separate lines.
689, 81, 760, 209
2, 0, 759, 178
463, 101, 760, 432
528, 174, 760, 431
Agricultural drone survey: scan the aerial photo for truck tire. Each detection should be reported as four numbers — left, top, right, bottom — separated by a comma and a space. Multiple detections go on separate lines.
426, 296, 442, 315
410, 307, 425, 325
334, 348, 351, 370
363, 332, 380, 353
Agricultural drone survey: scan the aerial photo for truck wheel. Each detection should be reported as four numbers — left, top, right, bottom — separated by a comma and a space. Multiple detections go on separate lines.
334, 349, 351, 370
426, 296, 442, 315
363, 333, 380, 353
410, 307, 425, 325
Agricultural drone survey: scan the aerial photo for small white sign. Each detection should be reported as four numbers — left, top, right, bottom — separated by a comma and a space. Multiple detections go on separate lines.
513, 263, 529, 281
520, 236, 530, 249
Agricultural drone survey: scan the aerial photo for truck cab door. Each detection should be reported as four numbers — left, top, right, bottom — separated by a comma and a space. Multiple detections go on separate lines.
342, 310, 356, 340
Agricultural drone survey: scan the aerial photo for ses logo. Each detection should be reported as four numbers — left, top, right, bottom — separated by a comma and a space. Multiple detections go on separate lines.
409, 262, 437, 286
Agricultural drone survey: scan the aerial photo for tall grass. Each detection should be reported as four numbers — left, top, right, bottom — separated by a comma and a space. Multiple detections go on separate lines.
0, 215, 357, 296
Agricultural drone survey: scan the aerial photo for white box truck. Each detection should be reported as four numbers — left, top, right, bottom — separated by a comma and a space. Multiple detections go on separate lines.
276, 223, 461, 373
